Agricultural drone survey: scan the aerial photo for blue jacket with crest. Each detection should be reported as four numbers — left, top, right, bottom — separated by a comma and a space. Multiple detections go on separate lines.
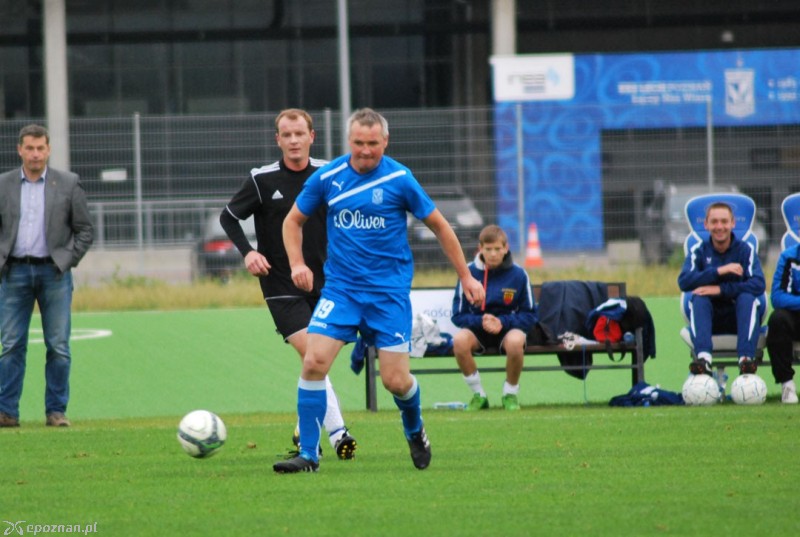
677, 232, 765, 298
451, 252, 537, 333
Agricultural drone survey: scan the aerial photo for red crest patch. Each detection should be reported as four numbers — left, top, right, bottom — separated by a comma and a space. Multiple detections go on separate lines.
503, 289, 515, 305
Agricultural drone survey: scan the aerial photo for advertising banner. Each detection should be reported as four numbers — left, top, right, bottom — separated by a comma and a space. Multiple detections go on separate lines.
492, 49, 800, 251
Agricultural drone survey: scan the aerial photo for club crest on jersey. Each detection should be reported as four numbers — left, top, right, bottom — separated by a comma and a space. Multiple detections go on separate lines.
372, 188, 384, 205
503, 289, 515, 305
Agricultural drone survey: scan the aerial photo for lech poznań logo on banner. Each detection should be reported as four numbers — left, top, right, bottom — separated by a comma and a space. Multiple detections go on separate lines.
725, 67, 755, 118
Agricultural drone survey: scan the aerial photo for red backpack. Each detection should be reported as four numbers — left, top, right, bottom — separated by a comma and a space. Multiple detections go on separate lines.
592, 315, 623, 343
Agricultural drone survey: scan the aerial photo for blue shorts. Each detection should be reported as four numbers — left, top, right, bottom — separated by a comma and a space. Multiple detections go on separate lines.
308, 287, 411, 352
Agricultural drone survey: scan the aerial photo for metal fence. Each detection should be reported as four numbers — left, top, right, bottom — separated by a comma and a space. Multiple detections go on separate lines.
1, 105, 798, 281
0, 107, 495, 246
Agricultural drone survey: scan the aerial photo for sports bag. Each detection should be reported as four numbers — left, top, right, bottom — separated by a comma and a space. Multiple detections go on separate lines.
592, 315, 623, 343
586, 296, 656, 362
609, 382, 683, 407
584, 298, 628, 361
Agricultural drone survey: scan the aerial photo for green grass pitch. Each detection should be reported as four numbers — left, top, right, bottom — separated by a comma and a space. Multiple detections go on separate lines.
3, 298, 798, 535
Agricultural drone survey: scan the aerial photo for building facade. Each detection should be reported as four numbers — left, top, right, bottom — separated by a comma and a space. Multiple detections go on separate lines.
2, 0, 799, 119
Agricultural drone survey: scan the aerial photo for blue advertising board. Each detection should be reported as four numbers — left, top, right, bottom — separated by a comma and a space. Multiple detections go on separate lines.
492, 49, 800, 251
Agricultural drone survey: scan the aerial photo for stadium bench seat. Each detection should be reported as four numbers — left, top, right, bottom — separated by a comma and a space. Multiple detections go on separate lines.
363, 281, 646, 411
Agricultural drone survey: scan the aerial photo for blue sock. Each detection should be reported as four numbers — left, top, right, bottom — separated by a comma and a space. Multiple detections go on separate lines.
298, 378, 326, 463
393, 376, 422, 439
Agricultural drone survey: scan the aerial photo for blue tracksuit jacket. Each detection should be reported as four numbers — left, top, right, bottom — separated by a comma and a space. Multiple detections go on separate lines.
771, 243, 800, 310
677, 232, 766, 357
451, 252, 537, 333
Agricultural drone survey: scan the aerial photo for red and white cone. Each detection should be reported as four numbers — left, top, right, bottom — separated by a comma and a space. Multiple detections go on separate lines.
524, 223, 544, 268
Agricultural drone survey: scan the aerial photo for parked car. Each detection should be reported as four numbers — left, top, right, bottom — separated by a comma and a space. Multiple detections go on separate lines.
190, 213, 256, 281
639, 182, 768, 265
408, 185, 485, 267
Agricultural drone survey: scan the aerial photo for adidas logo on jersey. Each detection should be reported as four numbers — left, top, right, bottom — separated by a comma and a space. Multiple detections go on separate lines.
272, 190, 284, 200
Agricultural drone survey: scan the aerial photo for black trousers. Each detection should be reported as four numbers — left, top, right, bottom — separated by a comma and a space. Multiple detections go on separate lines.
766, 308, 799, 384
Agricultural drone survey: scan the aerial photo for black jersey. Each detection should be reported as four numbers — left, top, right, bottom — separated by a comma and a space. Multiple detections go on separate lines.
220, 158, 327, 299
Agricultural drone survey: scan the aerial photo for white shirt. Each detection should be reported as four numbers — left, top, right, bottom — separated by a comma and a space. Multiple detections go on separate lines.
11, 168, 49, 258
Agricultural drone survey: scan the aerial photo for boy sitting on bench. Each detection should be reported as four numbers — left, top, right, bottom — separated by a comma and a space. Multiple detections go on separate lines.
451, 225, 537, 411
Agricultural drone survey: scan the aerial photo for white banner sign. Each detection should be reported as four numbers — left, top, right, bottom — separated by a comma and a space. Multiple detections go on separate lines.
490, 54, 575, 102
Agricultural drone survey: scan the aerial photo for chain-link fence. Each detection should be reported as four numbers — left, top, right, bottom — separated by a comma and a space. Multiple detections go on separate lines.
1, 105, 798, 283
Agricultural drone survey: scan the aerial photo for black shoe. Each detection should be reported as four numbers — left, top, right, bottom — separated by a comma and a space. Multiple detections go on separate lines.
739, 358, 758, 374
407, 426, 431, 470
273, 455, 319, 474
690, 358, 712, 376
334, 429, 357, 460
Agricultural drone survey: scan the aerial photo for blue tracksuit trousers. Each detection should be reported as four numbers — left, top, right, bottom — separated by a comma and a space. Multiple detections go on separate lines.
686, 293, 765, 358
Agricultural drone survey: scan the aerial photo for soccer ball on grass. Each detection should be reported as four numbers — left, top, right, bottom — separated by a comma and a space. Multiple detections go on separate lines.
177, 410, 227, 458
682, 374, 721, 406
729, 374, 768, 405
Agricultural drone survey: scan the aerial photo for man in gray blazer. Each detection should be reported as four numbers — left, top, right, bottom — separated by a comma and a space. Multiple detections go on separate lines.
0, 124, 93, 427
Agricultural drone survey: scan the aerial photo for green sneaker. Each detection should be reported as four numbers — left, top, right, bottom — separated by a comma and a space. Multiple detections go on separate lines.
501, 394, 520, 411
466, 393, 489, 411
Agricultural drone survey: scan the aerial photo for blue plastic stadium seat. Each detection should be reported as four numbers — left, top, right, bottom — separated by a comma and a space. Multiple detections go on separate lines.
682, 192, 759, 259
780, 192, 800, 250
778, 192, 800, 361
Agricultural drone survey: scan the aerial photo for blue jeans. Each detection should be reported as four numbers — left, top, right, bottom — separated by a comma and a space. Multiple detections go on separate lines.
0, 264, 73, 418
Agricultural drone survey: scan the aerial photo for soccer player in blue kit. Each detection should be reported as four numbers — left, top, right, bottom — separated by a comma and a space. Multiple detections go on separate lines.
274, 108, 485, 473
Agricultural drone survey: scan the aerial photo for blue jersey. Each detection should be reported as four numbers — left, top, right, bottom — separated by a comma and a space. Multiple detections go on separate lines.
295, 154, 436, 291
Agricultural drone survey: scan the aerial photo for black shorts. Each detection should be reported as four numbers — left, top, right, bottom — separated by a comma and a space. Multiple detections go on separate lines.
467, 327, 522, 355
266, 295, 320, 341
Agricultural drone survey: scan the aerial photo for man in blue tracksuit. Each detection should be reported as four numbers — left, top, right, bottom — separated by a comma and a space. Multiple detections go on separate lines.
452, 225, 537, 411
678, 201, 766, 377
765, 243, 800, 403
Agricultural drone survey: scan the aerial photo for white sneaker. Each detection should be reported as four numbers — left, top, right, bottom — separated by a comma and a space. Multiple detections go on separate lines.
781, 380, 798, 404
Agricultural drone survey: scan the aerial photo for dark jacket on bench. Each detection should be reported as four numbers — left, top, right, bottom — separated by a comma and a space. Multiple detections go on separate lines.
538, 280, 607, 339
538, 280, 609, 379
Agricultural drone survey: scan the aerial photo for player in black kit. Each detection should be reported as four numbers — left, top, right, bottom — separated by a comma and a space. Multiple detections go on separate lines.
219, 109, 356, 460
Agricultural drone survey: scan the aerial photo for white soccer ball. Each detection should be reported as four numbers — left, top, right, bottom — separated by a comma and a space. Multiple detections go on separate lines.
682, 374, 721, 406
177, 410, 227, 458
729, 374, 768, 405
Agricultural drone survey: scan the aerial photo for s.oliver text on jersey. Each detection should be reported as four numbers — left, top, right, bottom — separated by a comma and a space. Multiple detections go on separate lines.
333, 208, 387, 230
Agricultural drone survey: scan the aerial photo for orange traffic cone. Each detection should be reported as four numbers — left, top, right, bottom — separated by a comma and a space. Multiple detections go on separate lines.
524, 223, 544, 268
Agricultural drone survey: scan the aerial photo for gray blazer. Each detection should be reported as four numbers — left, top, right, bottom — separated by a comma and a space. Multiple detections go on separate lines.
0, 167, 94, 273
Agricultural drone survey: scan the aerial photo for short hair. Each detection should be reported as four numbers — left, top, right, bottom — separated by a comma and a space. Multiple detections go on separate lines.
705, 201, 734, 220
18, 124, 49, 145
479, 225, 508, 246
347, 108, 389, 138
274, 108, 313, 133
